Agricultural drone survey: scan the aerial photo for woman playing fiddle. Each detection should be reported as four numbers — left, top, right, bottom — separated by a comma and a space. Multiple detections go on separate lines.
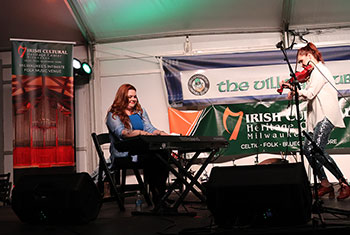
282, 42, 349, 200
106, 83, 169, 205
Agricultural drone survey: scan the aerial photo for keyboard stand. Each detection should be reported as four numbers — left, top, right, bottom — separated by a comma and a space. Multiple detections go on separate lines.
115, 135, 228, 216
132, 148, 220, 216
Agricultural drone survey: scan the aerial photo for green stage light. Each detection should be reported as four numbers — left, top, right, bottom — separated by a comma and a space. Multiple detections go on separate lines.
82, 62, 92, 75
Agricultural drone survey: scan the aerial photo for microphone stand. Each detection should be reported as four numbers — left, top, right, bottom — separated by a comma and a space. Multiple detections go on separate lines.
276, 41, 304, 163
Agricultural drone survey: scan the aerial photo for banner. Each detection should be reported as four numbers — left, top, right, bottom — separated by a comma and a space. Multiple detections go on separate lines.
162, 46, 350, 107
174, 100, 350, 159
12, 39, 75, 168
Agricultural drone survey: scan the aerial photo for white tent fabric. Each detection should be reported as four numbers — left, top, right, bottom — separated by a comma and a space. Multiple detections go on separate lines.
2, 0, 350, 50
67, 0, 350, 44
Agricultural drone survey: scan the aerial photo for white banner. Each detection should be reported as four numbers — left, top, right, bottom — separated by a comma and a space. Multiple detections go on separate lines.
181, 60, 350, 101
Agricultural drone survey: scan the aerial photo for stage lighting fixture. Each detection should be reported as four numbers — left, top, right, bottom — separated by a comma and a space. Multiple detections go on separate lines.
81, 62, 92, 75
73, 58, 92, 85
73, 58, 82, 70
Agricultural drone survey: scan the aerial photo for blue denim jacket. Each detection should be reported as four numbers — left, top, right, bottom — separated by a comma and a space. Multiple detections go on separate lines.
106, 108, 157, 161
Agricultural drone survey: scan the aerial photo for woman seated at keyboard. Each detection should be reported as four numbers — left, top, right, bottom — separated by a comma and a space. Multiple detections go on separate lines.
106, 83, 168, 205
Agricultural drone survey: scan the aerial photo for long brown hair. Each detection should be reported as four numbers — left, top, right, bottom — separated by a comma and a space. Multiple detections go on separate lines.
108, 84, 143, 129
297, 42, 324, 63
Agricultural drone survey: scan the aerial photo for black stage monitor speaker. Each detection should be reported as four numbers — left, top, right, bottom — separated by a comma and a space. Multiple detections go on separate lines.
206, 163, 312, 227
12, 172, 102, 224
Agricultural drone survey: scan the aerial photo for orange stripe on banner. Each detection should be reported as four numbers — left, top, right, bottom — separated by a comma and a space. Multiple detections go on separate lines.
168, 108, 202, 136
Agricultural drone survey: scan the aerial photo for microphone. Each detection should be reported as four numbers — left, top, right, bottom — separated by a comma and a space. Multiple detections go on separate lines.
276, 41, 284, 49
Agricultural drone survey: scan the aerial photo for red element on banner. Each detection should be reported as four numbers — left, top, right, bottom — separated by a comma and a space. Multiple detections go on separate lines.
13, 146, 74, 168
12, 75, 75, 169
17, 46, 27, 58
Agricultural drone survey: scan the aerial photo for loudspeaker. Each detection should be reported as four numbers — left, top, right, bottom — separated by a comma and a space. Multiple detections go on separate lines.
12, 172, 102, 224
205, 163, 312, 227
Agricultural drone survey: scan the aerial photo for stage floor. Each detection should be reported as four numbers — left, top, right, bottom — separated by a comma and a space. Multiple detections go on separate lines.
1, 185, 350, 235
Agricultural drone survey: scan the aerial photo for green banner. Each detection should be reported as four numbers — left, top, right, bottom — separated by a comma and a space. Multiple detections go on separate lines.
191, 99, 350, 157
12, 41, 73, 77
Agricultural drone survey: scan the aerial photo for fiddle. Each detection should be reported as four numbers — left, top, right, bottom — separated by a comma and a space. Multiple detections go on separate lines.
277, 64, 313, 94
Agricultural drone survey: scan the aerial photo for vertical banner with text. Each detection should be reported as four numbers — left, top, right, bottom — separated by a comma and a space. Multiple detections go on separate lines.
12, 40, 75, 168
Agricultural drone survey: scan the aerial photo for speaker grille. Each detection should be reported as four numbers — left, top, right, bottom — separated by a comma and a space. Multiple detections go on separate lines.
12, 173, 102, 224
206, 163, 312, 227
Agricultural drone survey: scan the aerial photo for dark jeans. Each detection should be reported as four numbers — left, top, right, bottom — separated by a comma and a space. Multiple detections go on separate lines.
112, 153, 169, 204
303, 117, 344, 181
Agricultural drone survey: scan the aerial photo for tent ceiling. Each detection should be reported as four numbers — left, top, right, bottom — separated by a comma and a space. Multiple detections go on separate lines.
68, 0, 350, 43
0, 0, 86, 52
1, 0, 350, 51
